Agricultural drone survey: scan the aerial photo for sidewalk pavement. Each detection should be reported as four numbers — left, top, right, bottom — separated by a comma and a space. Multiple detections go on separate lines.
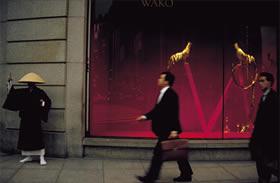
0, 152, 278, 183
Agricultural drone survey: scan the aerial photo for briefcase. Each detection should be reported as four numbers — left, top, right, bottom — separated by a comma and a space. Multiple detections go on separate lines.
160, 139, 189, 161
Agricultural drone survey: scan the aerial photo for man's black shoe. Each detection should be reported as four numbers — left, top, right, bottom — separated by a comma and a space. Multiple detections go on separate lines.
136, 176, 155, 183
173, 175, 192, 182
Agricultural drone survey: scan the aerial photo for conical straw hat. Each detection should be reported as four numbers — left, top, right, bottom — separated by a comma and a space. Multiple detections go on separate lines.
18, 72, 45, 83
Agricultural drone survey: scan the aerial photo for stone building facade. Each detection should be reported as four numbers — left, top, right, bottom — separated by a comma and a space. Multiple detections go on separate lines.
0, 0, 87, 157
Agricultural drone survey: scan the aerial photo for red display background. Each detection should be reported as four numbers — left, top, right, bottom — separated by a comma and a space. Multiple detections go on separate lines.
89, 1, 278, 139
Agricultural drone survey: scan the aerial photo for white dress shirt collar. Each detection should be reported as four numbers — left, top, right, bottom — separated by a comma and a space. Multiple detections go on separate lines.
157, 86, 170, 104
160, 86, 170, 94
263, 88, 271, 96
262, 88, 271, 102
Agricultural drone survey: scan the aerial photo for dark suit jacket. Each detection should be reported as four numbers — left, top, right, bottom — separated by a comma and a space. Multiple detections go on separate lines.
145, 87, 182, 137
249, 89, 279, 161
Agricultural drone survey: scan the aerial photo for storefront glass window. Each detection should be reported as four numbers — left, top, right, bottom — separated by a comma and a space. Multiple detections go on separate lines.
89, 0, 278, 138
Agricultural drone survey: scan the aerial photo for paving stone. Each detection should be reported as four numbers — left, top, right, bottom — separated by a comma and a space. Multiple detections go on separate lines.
0, 157, 23, 169
9, 169, 59, 183
57, 169, 103, 183
0, 168, 18, 183
103, 159, 143, 170
63, 158, 103, 170
192, 167, 237, 182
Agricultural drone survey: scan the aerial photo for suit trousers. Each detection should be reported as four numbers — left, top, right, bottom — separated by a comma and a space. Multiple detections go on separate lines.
256, 158, 272, 182
145, 137, 193, 180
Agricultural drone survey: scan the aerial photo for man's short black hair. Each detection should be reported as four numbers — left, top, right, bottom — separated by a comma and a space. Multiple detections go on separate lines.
259, 72, 274, 86
161, 71, 175, 86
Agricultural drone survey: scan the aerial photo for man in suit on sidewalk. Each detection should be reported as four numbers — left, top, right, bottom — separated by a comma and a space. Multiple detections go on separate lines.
249, 72, 279, 183
136, 71, 193, 183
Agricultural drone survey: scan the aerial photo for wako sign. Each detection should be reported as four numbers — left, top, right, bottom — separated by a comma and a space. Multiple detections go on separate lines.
140, 0, 174, 7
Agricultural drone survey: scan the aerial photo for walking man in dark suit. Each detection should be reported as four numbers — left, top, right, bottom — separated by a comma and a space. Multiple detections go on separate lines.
249, 72, 279, 183
136, 71, 193, 183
